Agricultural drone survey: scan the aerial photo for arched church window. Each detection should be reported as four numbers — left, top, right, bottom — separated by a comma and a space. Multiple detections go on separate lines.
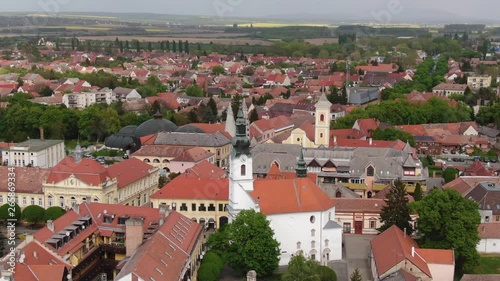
320, 114, 325, 122
367, 165, 375, 177
241, 165, 246, 176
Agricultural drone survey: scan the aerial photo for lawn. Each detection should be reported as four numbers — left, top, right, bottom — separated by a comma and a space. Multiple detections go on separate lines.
473, 255, 500, 274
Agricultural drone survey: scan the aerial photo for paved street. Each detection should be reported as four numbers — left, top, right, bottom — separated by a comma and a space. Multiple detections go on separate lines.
344, 234, 376, 281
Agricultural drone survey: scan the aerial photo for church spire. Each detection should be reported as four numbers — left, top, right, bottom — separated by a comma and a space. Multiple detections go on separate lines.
296, 147, 307, 178
231, 100, 251, 157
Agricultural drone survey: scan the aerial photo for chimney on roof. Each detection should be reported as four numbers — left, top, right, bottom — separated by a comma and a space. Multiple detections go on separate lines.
73, 203, 80, 215
369, 138, 373, 146
411, 246, 415, 257
39, 127, 44, 141
125, 218, 144, 257
333, 135, 337, 145
25, 234, 34, 244
47, 220, 54, 232
159, 204, 171, 224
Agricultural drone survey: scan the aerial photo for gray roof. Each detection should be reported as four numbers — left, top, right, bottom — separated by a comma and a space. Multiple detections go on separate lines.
175, 125, 205, 134
478, 126, 500, 138
153, 131, 231, 147
113, 87, 135, 95
251, 143, 303, 155
135, 118, 177, 138
323, 220, 341, 229
251, 143, 302, 174
5, 139, 63, 152
315, 93, 332, 108
348, 87, 379, 105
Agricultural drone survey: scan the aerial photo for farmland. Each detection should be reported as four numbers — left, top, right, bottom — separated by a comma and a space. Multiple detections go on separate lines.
71, 35, 275, 46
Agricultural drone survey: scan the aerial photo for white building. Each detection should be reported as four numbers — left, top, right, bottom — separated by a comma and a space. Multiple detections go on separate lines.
1, 137, 65, 168
477, 223, 500, 254
63, 89, 114, 109
227, 101, 342, 266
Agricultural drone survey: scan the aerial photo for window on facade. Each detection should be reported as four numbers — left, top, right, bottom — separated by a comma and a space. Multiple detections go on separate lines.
143, 194, 147, 204
343, 223, 351, 233
208, 204, 216, 212
325, 239, 329, 247
311, 229, 316, 237
370, 220, 376, 229
367, 166, 375, 177
192, 203, 196, 211
336, 191, 342, 198
31, 198, 35, 205
180, 203, 188, 211
241, 165, 246, 176
218, 204, 224, 212
70, 197, 76, 207
320, 114, 325, 122
48, 196, 53, 207
310, 215, 315, 223
311, 241, 316, 248
94, 198, 99, 202
0, 196, 3, 204
297, 242, 301, 249
38, 198, 43, 206
485, 216, 490, 222
496, 216, 500, 222
22, 197, 27, 205
198, 204, 206, 212
59, 196, 64, 208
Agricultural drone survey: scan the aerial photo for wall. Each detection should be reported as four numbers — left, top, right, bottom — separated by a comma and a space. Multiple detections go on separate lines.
427, 263, 455, 281
477, 238, 500, 254
0, 192, 45, 209
335, 211, 381, 235
267, 206, 341, 266
283, 128, 315, 148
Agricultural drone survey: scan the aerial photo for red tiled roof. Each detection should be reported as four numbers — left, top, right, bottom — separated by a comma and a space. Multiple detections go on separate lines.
171, 147, 214, 162
464, 161, 493, 177
443, 176, 500, 195
478, 223, 500, 239
46, 157, 109, 186
355, 118, 379, 137
132, 145, 187, 157
151, 177, 229, 201
332, 139, 396, 149
371, 225, 432, 278
183, 160, 226, 179
0, 166, 50, 193
416, 248, 454, 265
13, 264, 67, 281
116, 211, 202, 281
250, 177, 335, 215
140, 134, 158, 145
356, 64, 397, 73
331, 198, 385, 213
330, 128, 365, 140
108, 158, 156, 189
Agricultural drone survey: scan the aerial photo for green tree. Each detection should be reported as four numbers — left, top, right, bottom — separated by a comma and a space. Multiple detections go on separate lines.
350, 268, 362, 281
158, 175, 167, 189
184, 40, 189, 54
22, 205, 45, 225
198, 251, 224, 281
119, 41, 124, 53
282, 254, 321, 281
206, 209, 280, 277
377, 179, 413, 236
188, 109, 199, 123
44, 206, 66, 221
207, 97, 218, 117
0, 203, 21, 222
38, 85, 53, 97
178, 40, 183, 52
166, 40, 170, 51
186, 84, 205, 97
135, 40, 140, 52
413, 182, 422, 201
212, 65, 225, 76
412, 188, 481, 276
249, 109, 259, 123
148, 42, 153, 52
442, 167, 459, 183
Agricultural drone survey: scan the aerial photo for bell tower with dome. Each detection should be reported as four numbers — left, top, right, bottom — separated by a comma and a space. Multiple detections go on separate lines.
228, 100, 256, 222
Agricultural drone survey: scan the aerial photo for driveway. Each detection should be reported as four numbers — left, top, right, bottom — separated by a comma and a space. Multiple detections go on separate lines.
344, 234, 376, 281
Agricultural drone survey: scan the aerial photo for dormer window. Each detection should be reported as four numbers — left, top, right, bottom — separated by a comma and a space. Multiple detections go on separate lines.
118, 215, 130, 225
367, 166, 374, 177
103, 214, 114, 224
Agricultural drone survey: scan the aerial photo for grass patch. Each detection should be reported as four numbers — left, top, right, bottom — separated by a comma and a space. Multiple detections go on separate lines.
473, 256, 500, 274
92, 149, 124, 157
146, 28, 170, 32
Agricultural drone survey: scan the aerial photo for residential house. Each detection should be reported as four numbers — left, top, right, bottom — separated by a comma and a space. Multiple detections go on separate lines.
432, 83, 468, 96
250, 115, 294, 143
63, 89, 114, 109
370, 225, 455, 281
168, 147, 215, 174
460, 182, 500, 224
1, 202, 204, 281
467, 75, 492, 90
348, 87, 380, 105
1, 137, 65, 168
477, 223, 500, 254
332, 198, 386, 235
113, 87, 142, 101
356, 63, 398, 73
140, 131, 232, 167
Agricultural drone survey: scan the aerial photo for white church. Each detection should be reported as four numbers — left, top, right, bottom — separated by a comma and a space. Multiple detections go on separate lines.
227, 101, 342, 266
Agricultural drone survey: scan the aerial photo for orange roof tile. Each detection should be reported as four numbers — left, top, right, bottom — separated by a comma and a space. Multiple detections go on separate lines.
171, 147, 214, 162
183, 160, 226, 179
108, 158, 156, 189
416, 248, 454, 265
478, 223, 500, 239
0, 166, 50, 193
250, 177, 335, 215
46, 157, 109, 186
151, 177, 229, 201
332, 198, 385, 213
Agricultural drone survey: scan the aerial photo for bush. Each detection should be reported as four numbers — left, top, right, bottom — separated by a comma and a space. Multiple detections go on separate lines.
44, 206, 66, 221
22, 205, 45, 224
203, 252, 224, 272
0, 203, 21, 221
198, 251, 224, 281
318, 265, 337, 281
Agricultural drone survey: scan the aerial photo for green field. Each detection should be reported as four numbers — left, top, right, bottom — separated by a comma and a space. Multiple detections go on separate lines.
474, 255, 500, 274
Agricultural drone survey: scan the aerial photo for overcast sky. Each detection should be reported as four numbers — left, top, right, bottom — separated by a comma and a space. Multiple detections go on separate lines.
1, 0, 495, 22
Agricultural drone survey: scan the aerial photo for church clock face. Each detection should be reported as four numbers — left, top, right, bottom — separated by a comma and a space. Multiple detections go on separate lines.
241, 155, 247, 162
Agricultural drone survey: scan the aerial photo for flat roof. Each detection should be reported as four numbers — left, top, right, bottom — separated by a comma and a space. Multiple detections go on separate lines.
5, 139, 64, 152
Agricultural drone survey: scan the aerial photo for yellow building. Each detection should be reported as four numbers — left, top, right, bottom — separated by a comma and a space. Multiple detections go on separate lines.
43, 148, 159, 210
150, 176, 230, 229
282, 121, 317, 148
467, 75, 492, 90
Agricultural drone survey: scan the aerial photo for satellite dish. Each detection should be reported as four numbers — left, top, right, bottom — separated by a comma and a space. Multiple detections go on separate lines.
67, 274, 71, 280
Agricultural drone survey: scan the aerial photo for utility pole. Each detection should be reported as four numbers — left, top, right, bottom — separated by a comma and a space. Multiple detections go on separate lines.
346, 57, 351, 103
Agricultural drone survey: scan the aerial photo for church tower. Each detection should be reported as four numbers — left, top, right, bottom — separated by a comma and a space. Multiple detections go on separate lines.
314, 92, 332, 147
296, 147, 307, 178
228, 100, 256, 222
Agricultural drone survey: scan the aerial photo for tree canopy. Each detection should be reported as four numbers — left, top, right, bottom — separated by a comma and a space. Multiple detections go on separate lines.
22, 205, 45, 224
282, 254, 337, 281
0, 203, 21, 221
44, 206, 66, 221
411, 188, 481, 276
206, 209, 280, 277
377, 179, 413, 236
